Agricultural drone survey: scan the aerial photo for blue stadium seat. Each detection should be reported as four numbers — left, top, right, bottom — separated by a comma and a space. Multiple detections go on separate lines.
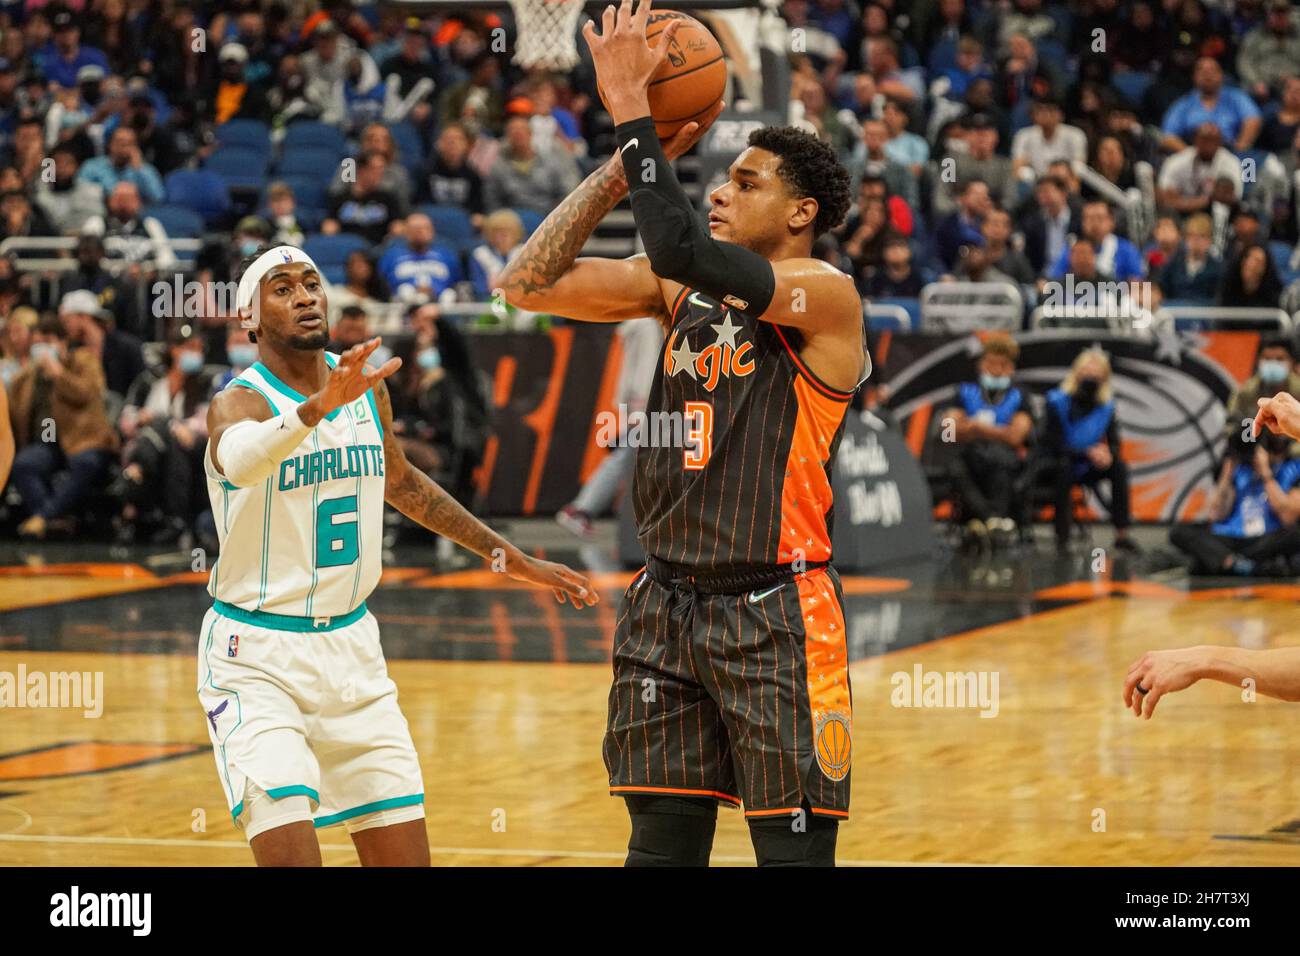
419, 204, 477, 251
1269, 240, 1298, 283
513, 207, 545, 237
1112, 72, 1154, 104
868, 298, 921, 331
1036, 39, 1070, 76
276, 146, 344, 178
215, 119, 272, 158
303, 233, 371, 284
281, 120, 347, 155
927, 39, 958, 74
144, 203, 205, 240
164, 170, 231, 224
389, 122, 424, 166
204, 146, 270, 192
267, 175, 329, 214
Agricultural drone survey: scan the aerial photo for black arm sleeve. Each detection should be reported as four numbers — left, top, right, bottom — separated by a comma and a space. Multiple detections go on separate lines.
615, 116, 775, 317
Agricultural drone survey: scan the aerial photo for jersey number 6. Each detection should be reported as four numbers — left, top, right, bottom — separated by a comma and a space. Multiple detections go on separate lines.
316, 495, 360, 568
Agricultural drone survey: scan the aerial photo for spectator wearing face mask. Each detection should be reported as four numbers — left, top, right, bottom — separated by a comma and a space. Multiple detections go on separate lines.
468, 209, 523, 299
8, 312, 118, 539
1170, 426, 1300, 577
34, 144, 104, 234
111, 327, 212, 544
378, 213, 460, 305
261, 182, 308, 247
388, 303, 489, 557
327, 306, 378, 354
1223, 335, 1300, 448
211, 324, 258, 394
939, 333, 1035, 548
76, 126, 164, 205
1041, 348, 1138, 554
57, 288, 143, 399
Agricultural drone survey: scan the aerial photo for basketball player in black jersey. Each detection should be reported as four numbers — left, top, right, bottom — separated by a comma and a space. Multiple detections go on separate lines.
498, 0, 868, 865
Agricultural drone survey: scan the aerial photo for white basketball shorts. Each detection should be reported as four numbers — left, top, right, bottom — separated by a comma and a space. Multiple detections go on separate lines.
197, 601, 425, 841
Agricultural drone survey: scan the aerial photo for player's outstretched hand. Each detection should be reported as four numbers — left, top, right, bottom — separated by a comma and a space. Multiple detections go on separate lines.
305, 338, 402, 422
1122, 647, 1208, 719
1254, 392, 1300, 442
506, 552, 600, 609
583, 0, 679, 102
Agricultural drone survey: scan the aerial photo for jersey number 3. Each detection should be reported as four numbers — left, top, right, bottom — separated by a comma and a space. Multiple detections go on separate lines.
684, 401, 713, 471
316, 495, 360, 568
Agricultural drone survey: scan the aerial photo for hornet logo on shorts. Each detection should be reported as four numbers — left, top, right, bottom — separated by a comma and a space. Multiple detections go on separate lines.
206, 699, 229, 732
814, 711, 851, 782
664, 310, 756, 392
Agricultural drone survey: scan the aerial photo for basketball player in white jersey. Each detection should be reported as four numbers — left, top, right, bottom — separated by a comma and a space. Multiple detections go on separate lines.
1123, 392, 1300, 717
200, 245, 598, 866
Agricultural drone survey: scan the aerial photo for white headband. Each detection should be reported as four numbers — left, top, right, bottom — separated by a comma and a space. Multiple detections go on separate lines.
236, 245, 325, 330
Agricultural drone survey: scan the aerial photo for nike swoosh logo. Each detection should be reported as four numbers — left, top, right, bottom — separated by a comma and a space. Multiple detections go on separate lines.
747, 584, 785, 604
623, 137, 639, 152
689, 292, 711, 308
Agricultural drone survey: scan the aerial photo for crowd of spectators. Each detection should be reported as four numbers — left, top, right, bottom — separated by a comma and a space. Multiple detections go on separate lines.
791, 0, 1300, 324
0, 0, 1299, 556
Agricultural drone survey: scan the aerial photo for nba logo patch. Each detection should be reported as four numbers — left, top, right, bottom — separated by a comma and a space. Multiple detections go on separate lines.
227, 634, 240, 658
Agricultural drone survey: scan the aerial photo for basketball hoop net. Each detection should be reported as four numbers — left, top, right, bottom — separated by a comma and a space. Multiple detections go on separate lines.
509, 0, 584, 70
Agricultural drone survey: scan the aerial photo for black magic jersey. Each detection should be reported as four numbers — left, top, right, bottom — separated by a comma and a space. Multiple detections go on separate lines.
632, 285, 858, 571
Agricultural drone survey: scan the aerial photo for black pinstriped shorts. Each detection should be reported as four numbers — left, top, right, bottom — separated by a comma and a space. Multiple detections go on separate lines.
602, 560, 852, 821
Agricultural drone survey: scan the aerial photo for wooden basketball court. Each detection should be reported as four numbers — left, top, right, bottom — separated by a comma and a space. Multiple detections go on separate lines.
1, 541, 1297, 866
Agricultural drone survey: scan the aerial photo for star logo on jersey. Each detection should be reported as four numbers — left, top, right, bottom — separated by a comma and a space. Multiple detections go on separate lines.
711, 313, 742, 349
663, 312, 756, 392
667, 332, 701, 381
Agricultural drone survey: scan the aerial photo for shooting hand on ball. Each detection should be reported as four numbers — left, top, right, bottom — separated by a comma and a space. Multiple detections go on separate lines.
584, 0, 678, 122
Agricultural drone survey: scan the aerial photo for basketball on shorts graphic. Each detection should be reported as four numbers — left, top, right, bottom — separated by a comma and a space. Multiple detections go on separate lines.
815, 712, 852, 781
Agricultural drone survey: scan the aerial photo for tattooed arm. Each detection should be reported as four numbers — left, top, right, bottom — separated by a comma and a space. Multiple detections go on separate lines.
374, 379, 597, 607
496, 104, 722, 326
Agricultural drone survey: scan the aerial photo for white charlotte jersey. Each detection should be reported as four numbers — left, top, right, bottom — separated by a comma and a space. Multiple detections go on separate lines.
205, 353, 387, 619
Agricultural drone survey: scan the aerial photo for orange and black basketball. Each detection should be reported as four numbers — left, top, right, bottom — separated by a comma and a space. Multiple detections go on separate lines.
599, 10, 726, 138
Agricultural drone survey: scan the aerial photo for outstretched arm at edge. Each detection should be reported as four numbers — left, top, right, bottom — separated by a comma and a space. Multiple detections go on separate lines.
374, 379, 597, 608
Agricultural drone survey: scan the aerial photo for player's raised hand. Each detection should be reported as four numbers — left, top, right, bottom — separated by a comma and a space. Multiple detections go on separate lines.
583, 0, 679, 108
1254, 392, 1300, 442
505, 551, 600, 609
305, 338, 402, 422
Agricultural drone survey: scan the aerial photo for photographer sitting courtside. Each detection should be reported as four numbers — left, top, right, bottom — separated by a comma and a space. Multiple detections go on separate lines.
940, 333, 1034, 548
1170, 427, 1300, 576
